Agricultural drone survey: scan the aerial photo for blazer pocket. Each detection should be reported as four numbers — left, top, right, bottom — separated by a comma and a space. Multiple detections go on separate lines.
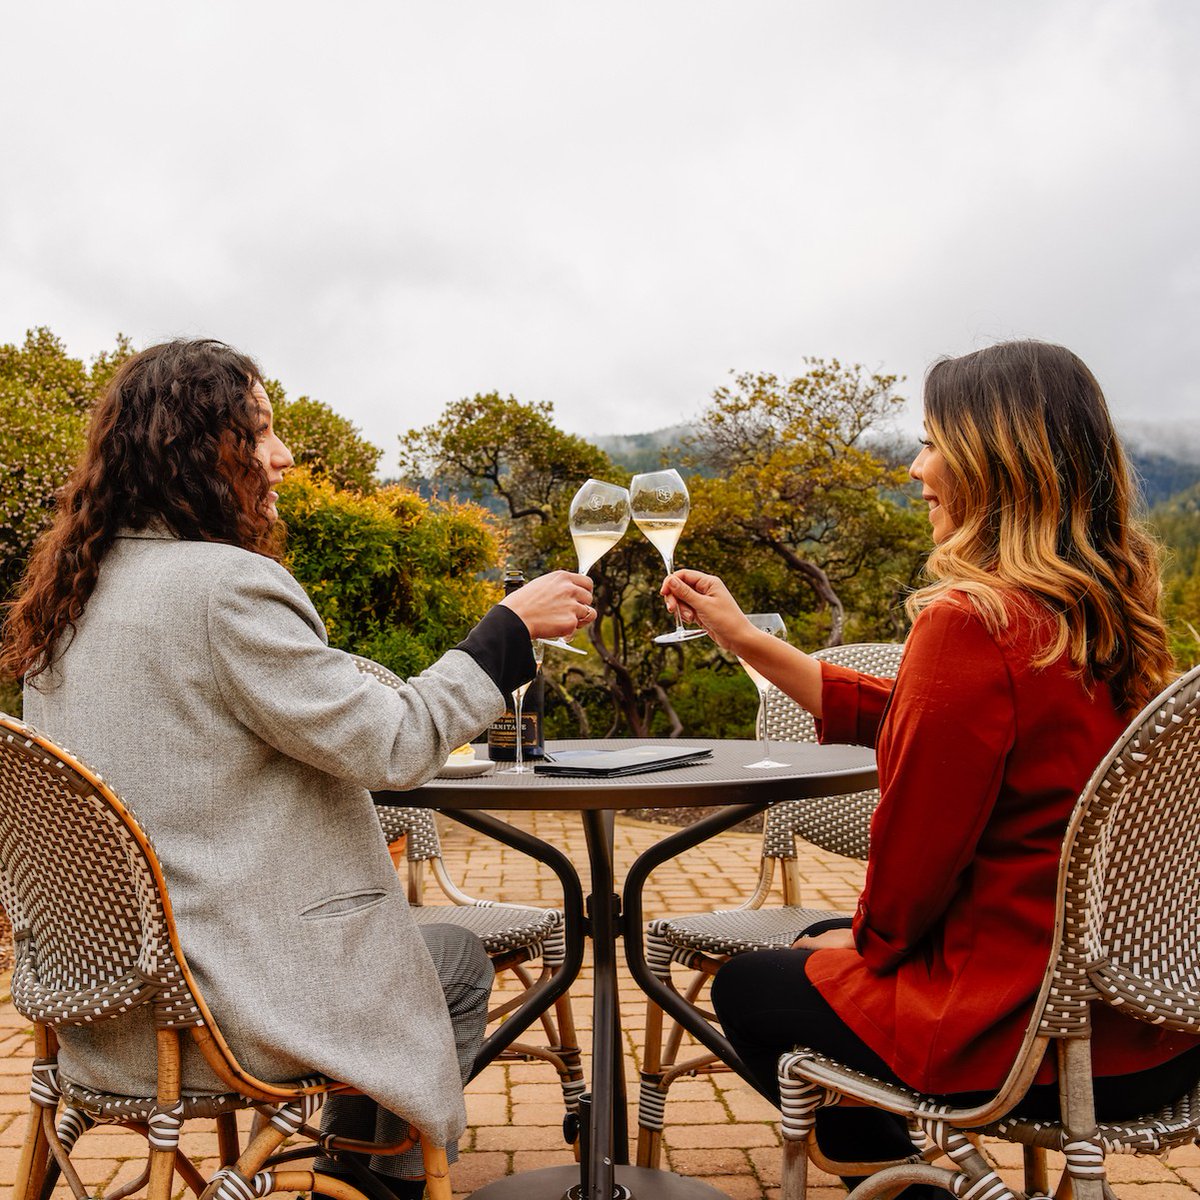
299, 889, 389, 921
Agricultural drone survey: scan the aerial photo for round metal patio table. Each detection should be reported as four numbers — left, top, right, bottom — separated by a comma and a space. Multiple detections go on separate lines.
375, 738, 877, 1200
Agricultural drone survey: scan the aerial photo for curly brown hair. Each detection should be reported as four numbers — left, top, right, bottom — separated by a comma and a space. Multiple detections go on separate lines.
908, 339, 1174, 715
2, 339, 281, 682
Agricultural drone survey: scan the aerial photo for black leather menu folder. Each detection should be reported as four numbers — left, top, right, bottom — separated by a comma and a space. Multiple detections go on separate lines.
533, 746, 713, 777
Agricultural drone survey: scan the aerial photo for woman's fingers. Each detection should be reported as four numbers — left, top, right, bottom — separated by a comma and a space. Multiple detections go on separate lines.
660, 569, 750, 650
660, 568, 717, 600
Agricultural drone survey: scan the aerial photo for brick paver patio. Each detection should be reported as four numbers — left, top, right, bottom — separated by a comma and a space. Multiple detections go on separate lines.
2, 810, 1198, 1199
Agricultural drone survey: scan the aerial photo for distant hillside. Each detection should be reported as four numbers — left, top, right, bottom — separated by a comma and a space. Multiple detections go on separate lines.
1122, 420, 1200, 507
1131, 452, 1200, 508
591, 421, 1200, 508
591, 424, 692, 474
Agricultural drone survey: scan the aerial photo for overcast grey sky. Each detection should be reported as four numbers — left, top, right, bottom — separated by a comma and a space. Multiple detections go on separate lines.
3, 1, 1197, 470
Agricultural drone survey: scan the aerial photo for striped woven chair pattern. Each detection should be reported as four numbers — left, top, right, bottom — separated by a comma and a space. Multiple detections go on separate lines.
0, 712, 452, 1200
776, 661, 1200, 1200
352, 656, 585, 1136
635, 641, 905, 1168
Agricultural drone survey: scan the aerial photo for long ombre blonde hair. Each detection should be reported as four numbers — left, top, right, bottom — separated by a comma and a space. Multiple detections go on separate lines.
907, 340, 1173, 714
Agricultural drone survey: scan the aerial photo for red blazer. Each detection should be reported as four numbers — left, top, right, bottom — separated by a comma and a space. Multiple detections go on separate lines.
805, 592, 1194, 1094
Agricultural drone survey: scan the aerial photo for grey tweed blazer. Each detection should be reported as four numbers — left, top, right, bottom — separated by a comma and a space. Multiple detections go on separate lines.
22, 526, 509, 1145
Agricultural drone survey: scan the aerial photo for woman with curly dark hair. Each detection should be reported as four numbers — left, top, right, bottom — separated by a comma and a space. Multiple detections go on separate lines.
2, 338, 595, 1200
660, 340, 1199, 1194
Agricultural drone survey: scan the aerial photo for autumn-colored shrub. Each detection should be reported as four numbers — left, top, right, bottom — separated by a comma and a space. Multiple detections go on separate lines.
278, 468, 505, 677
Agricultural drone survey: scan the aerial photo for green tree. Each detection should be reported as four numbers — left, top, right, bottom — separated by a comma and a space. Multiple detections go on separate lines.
398, 372, 929, 739
1152, 481, 1200, 669
0, 328, 135, 600
265, 381, 382, 493
399, 392, 612, 570
0, 328, 136, 713
680, 362, 927, 646
398, 393, 695, 735
278, 467, 504, 677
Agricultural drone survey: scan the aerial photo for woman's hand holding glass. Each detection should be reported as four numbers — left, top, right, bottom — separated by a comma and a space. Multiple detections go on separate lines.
659, 568, 754, 650
663, 567, 827, 721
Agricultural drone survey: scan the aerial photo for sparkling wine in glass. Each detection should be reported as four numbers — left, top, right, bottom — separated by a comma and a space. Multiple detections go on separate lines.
541, 479, 631, 654
630, 468, 707, 644
572, 480, 631, 573
740, 613, 789, 768
505, 640, 545, 774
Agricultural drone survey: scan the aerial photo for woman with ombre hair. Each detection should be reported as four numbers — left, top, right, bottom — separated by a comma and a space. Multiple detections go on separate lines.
660, 340, 1198, 1193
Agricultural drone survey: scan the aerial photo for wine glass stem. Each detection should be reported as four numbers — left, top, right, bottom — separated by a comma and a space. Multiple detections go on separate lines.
760, 723, 774, 763
512, 690, 525, 773
661, 552, 687, 636
758, 686, 774, 762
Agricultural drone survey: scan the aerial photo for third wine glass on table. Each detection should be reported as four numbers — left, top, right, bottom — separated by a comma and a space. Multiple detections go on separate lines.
630, 468, 707, 644
540, 479, 631, 654
505, 640, 545, 774
740, 613, 789, 768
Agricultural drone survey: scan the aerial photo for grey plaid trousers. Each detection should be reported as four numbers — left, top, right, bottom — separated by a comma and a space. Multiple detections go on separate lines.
318, 923, 494, 1178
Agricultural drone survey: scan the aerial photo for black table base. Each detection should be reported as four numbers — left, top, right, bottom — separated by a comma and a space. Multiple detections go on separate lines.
384, 739, 878, 1200
464, 1164, 731, 1200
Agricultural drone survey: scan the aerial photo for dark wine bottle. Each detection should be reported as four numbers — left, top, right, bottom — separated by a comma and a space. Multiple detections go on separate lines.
487, 569, 546, 761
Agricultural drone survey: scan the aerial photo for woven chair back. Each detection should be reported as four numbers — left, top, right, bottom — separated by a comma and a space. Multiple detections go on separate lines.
375, 805, 443, 861
1038, 662, 1200, 1038
758, 642, 905, 861
0, 714, 202, 1030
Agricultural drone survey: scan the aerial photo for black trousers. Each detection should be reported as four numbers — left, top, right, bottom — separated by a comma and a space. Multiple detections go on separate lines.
711, 929, 1200, 1167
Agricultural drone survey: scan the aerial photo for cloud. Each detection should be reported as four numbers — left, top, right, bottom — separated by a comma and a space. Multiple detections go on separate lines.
2, 0, 1196, 471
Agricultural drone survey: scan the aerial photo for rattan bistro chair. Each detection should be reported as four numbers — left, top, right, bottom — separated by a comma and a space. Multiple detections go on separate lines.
352, 656, 585, 1135
636, 641, 905, 1168
776, 661, 1200, 1200
0, 713, 452, 1200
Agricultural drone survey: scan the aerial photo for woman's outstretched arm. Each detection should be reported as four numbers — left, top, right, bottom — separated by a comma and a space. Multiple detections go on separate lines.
661, 568, 825, 718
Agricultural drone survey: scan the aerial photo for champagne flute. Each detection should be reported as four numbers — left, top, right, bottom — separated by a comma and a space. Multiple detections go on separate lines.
630, 468, 707, 644
540, 479, 631, 654
740, 613, 789, 768
504, 640, 545, 774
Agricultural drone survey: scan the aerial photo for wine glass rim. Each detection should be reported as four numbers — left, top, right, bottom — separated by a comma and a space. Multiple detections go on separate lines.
629, 469, 689, 517
630, 468, 684, 485
571, 478, 631, 502
570, 483, 633, 529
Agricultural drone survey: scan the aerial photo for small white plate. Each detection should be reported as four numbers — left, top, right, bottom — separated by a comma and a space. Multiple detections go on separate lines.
436, 758, 495, 779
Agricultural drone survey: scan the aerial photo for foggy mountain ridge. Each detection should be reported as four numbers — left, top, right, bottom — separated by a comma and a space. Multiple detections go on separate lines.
593, 419, 1200, 466
592, 420, 1200, 507
1117, 419, 1200, 463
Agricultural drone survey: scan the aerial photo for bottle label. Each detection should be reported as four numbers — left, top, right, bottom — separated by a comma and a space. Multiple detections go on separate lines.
487, 711, 544, 759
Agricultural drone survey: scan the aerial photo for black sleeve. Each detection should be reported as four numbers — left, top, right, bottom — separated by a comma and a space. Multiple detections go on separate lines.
454, 604, 537, 698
